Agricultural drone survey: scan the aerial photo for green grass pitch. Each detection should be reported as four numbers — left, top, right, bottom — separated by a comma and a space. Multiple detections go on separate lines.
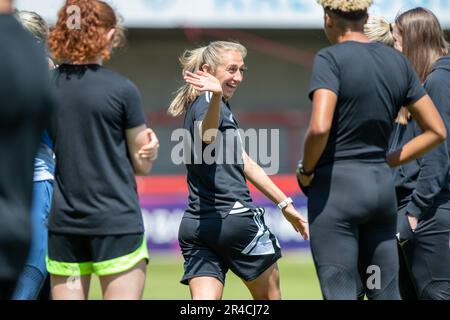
88, 250, 322, 300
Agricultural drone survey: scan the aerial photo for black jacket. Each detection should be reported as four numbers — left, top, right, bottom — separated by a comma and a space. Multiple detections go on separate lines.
391, 56, 450, 220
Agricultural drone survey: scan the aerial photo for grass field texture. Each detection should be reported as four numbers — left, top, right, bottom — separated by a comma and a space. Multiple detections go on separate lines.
88, 250, 322, 300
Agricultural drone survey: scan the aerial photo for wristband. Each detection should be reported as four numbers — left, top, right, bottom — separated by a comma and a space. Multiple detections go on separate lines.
277, 197, 293, 210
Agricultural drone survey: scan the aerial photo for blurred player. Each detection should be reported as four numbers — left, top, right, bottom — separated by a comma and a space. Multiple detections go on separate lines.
0, 0, 54, 299
12, 10, 55, 301
168, 41, 308, 300
46, 0, 159, 300
297, 0, 446, 300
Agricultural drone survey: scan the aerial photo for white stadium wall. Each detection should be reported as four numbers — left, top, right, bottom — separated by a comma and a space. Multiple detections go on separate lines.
15, 0, 450, 29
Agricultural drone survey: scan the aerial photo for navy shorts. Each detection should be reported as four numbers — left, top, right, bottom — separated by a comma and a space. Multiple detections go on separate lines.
178, 207, 282, 285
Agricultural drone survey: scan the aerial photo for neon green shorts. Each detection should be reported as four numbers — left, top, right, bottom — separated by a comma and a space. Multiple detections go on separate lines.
46, 233, 149, 277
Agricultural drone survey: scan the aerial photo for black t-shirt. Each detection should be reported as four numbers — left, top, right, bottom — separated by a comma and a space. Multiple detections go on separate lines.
183, 92, 254, 219
0, 14, 54, 280
48, 64, 146, 235
309, 41, 426, 168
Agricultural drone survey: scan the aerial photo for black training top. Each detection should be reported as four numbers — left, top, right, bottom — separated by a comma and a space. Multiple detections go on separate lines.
48, 64, 146, 235
183, 92, 255, 219
0, 14, 54, 280
309, 41, 426, 168
391, 55, 450, 220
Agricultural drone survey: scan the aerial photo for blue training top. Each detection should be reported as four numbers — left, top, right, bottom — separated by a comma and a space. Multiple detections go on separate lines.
33, 130, 55, 182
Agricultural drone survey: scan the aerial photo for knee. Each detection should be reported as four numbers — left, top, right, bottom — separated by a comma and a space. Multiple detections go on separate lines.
317, 265, 357, 300
420, 281, 450, 300
27, 260, 48, 276
189, 277, 223, 300
246, 263, 281, 300
191, 293, 222, 300
366, 275, 401, 300
252, 287, 281, 300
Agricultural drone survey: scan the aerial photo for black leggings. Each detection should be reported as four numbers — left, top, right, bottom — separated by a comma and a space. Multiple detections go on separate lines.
308, 161, 400, 300
397, 202, 450, 300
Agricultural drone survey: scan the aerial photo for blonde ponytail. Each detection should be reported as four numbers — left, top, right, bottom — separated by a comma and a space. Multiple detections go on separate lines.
14, 10, 49, 45
364, 14, 394, 47
168, 41, 247, 117
168, 47, 207, 117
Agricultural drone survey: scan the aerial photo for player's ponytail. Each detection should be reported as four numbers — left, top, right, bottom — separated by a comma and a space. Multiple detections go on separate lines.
168, 41, 247, 117
168, 46, 207, 117
14, 10, 49, 45
364, 14, 395, 47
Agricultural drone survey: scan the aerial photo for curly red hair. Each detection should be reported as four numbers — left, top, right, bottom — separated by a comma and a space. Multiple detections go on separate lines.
49, 0, 125, 64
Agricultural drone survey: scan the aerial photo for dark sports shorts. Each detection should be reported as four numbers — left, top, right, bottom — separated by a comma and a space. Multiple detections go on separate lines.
46, 232, 149, 277
178, 207, 282, 285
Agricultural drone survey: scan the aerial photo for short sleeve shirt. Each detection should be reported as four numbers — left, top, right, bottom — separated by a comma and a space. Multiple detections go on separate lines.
183, 92, 254, 219
48, 64, 146, 235
309, 41, 426, 167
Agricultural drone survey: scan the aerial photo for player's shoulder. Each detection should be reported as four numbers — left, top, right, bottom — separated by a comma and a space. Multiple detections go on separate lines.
189, 92, 211, 110
98, 68, 141, 98
100, 67, 134, 86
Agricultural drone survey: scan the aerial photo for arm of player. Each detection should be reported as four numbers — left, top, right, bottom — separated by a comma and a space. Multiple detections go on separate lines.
184, 70, 222, 144
243, 151, 309, 240
386, 95, 446, 167
125, 125, 160, 176
300, 89, 338, 186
